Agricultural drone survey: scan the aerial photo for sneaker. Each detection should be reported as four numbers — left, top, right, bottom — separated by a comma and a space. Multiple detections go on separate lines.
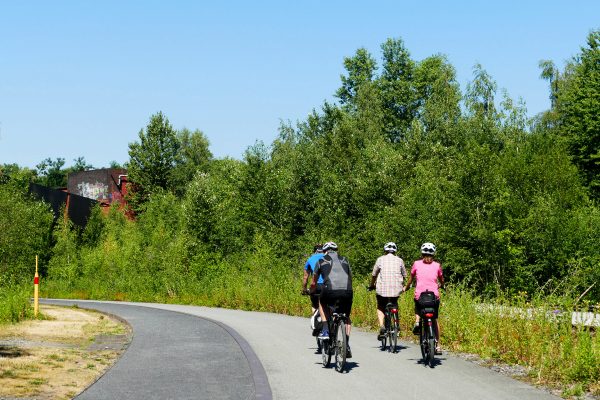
346, 344, 352, 358
318, 328, 329, 339
435, 346, 442, 355
412, 323, 420, 335
377, 327, 386, 340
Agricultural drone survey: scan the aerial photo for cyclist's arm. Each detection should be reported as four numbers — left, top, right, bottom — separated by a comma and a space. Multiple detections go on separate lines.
310, 273, 319, 292
369, 271, 378, 289
310, 264, 321, 292
302, 269, 311, 291
404, 274, 414, 292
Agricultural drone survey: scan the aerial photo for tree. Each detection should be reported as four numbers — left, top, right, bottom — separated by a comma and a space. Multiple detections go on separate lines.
70, 157, 93, 172
378, 38, 416, 142
127, 112, 180, 210
553, 30, 600, 199
35, 157, 67, 187
336, 48, 377, 107
539, 59, 560, 108
172, 128, 213, 195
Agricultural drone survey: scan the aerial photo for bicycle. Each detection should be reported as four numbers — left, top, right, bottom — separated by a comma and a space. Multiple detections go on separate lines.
381, 301, 399, 352
301, 290, 323, 354
319, 300, 349, 373
367, 286, 400, 353
416, 290, 438, 368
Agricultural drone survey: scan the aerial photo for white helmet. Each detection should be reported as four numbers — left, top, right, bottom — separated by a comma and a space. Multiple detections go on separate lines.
420, 242, 436, 256
383, 242, 397, 253
323, 242, 338, 252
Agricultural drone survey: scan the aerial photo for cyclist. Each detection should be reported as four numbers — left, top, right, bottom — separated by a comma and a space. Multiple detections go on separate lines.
311, 241, 353, 358
368, 242, 407, 340
403, 242, 444, 354
301, 243, 325, 315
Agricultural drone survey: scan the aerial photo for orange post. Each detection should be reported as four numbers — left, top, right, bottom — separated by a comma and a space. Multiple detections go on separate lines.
34, 255, 39, 317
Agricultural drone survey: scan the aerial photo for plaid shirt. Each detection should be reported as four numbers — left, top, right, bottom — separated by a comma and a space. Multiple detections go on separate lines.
372, 253, 407, 297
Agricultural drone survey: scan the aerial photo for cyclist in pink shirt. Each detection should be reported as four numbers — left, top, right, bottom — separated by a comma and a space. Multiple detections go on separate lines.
404, 242, 444, 354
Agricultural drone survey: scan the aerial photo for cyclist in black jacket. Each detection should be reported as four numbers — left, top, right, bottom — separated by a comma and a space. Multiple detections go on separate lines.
311, 241, 353, 358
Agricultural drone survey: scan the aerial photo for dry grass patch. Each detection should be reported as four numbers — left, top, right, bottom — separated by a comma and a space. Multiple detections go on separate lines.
0, 305, 131, 400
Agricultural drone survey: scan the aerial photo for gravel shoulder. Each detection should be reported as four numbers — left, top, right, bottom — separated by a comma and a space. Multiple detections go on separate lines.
0, 304, 131, 400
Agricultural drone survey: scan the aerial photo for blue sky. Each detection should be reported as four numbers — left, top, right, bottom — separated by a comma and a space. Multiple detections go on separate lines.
1, 1, 599, 169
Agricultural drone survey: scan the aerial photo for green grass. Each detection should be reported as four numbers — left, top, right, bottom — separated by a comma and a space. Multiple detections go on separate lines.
0, 284, 35, 324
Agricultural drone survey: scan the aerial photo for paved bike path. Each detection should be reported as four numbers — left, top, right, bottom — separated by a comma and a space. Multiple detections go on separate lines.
41, 299, 271, 400
43, 300, 560, 400
138, 302, 560, 400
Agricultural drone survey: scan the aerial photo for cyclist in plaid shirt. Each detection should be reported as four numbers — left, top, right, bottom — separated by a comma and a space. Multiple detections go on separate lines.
369, 242, 407, 340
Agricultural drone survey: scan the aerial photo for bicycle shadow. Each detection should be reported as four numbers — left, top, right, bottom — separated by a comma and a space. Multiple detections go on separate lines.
309, 345, 323, 355
314, 361, 360, 373
414, 356, 445, 368
371, 344, 408, 353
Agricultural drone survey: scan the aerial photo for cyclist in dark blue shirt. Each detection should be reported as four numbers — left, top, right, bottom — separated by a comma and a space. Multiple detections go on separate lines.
302, 243, 325, 314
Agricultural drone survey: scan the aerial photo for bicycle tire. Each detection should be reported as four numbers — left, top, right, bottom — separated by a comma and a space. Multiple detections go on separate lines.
321, 339, 331, 367
335, 320, 347, 373
428, 337, 436, 367
386, 318, 393, 353
390, 313, 398, 353
381, 313, 389, 351
419, 323, 426, 361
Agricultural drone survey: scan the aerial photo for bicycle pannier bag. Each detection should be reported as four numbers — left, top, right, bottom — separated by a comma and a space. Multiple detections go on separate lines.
418, 290, 436, 308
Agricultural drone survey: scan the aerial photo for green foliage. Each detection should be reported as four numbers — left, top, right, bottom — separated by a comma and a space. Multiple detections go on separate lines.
127, 112, 180, 210
35, 157, 67, 188
0, 284, 34, 324
172, 128, 213, 195
0, 185, 53, 286
47, 216, 81, 282
0, 163, 36, 193
549, 30, 600, 199
33, 156, 94, 188
336, 48, 377, 106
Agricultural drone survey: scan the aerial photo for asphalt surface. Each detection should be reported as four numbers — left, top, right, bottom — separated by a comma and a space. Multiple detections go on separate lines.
42, 300, 560, 400
42, 300, 267, 400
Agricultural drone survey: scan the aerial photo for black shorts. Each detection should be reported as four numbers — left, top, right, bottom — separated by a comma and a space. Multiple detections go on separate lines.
376, 295, 399, 311
414, 298, 440, 318
310, 284, 323, 309
320, 289, 353, 317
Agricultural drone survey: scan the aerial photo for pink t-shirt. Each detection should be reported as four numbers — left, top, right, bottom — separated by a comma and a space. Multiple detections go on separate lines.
411, 259, 443, 300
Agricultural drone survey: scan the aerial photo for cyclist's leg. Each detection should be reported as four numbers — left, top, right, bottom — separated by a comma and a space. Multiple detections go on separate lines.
375, 295, 386, 328
310, 294, 318, 314
413, 299, 420, 334
344, 291, 353, 336
310, 283, 322, 315
318, 289, 330, 337
434, 299, 441, 346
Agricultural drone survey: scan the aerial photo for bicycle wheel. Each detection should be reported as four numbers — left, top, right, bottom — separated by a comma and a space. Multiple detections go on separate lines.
428, 337, 436, 367
321, 339, 331, 367
316, 336, 322, 354
386, 318, 393, 353
390, 314, 398, 353
419, 323, 426, 361
334, 320, 347, 373
381, 314, 388, 351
